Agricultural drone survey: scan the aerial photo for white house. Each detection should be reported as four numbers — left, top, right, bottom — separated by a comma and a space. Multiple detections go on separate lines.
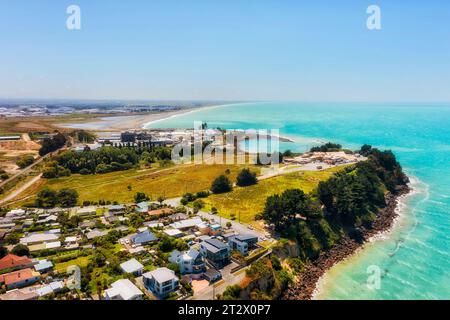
120, 258, 144, 276
163, 228, 184, 238
6, 209, 26, 218
169, 249, 206, 276
20, 233, 59, 245
143, 267, 179, 298
104, 279, 143, 300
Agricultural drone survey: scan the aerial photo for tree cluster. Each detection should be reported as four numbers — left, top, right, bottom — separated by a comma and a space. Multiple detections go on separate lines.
35, 187, 79, 208
261, 146, 408, 260
39, 132, 67, 156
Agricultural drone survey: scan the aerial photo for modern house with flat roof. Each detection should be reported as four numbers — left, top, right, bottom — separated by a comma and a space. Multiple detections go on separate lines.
104, 279, 143, 300
228, 234, 259, 256
200, 238, 231, 269
143, 267, 179, 298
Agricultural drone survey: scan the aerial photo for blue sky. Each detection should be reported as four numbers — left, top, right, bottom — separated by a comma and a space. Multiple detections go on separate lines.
1, 0, 449, 102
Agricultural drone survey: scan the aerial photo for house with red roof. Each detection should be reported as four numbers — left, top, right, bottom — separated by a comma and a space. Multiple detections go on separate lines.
0, 268, 41, 289
0, 254, 34, 272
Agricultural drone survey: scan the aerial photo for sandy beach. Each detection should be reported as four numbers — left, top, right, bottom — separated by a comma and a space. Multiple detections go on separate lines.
56, 105, 218, 131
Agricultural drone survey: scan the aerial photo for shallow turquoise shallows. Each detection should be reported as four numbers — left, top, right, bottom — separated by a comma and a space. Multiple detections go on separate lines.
145, 102, 450, 299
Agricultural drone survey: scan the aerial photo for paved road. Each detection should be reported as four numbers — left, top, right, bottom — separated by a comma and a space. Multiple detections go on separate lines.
191, 262, 248, 300
163, 197, 266, 239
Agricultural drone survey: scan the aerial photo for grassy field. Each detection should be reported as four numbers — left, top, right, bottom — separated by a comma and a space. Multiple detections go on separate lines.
12, 163, 258, 205
55, 256, 92, 273
202, 167, 345, 224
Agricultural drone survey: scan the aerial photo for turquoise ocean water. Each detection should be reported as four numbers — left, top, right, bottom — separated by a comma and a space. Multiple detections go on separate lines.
145, 102, 450, 299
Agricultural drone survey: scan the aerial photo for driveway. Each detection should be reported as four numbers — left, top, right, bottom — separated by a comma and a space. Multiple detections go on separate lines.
192, 262, 248, 300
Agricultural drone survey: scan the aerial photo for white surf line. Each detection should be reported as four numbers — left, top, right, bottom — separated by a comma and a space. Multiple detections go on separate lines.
385, 175, 430, 257
141, 102, 257, 128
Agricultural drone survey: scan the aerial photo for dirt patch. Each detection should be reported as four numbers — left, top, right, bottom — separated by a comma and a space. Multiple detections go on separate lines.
0, 140, 41, 151
192, 280, 209, 293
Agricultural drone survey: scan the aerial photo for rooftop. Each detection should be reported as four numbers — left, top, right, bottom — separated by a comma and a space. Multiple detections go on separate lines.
34, 260, 53, 272
143, 267, 178, 284
0, 268, 40, 286
0, 254, 33, 271
120, 259, 144, 274
20, 233, 59, 244
131, 230, 158, 244
163, 228, 183, 237
105, 279, 143, 300
170, 217, 203, 229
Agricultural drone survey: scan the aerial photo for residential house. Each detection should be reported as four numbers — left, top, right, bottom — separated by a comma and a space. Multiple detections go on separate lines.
0, 287, 39, 301
33, 260, 54, 274
76, 206, 98, 217
144, 222, 164, 229
148, 208, 173, 219
203, 268, 222, 283
36, 215, 58, 225
167, 213, 188, 221
64, 236, 78, 246
0, 218, 15, 230
0, 268, 41, 289
107, 204, 125, 215
197, 222, 222, 236
104, 211, 118, 223
0, 254, 33, 272
120, 258, 144, 276
200, 238, 231, 269
143, 267, 179, 298
36, 281, 64, 297
5, 209, 27, 219
163, 228, 184, 238
228, 234, 259, 256
170, 217, 203, 230
135, 201, 149, 213
104, 279, 143, 300
20, 232, 59, 245
131, 230, 158, 245
169, 249, 206, 276
85, 229, 108, 240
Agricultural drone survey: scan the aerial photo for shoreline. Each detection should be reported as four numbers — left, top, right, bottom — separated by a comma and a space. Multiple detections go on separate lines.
56, 104, 226, 131
282, 183, 412, 301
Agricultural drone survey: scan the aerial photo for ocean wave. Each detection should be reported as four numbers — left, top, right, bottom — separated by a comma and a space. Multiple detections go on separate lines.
313, 174, 430, 299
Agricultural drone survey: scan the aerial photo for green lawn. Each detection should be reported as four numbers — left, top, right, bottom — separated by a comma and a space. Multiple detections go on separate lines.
202, 167, 345, 223
55, 256, 91, 273
14, 163, 257, 205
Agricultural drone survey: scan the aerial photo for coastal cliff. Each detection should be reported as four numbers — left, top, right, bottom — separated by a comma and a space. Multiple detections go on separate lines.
283, 184, 410, 300
231, 144, 411, 300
